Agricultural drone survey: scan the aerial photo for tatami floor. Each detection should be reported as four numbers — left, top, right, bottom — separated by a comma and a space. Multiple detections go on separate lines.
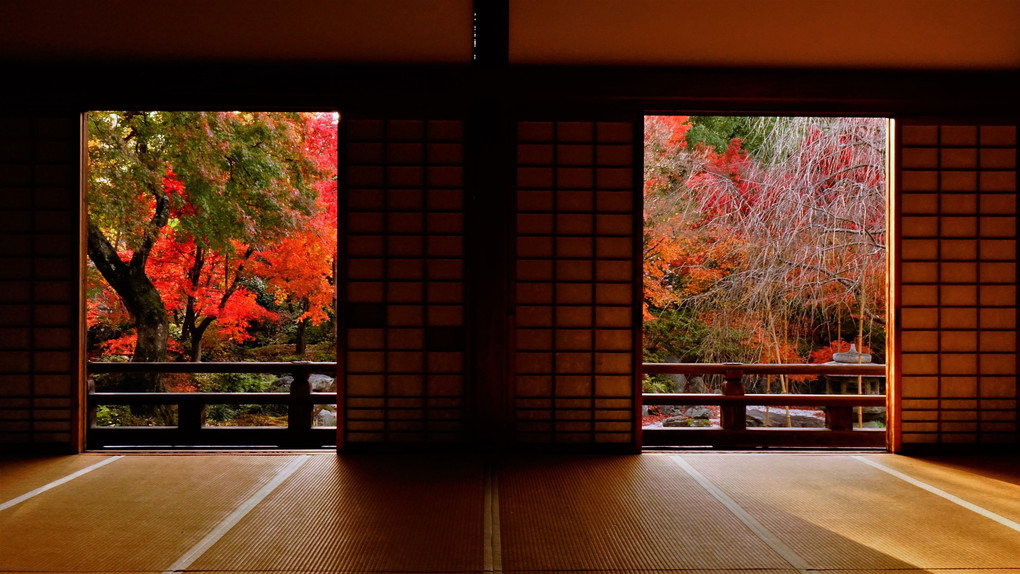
1, 451, 1019, 574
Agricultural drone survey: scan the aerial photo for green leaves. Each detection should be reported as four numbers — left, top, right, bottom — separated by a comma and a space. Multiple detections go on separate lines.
88, 111, 321, 254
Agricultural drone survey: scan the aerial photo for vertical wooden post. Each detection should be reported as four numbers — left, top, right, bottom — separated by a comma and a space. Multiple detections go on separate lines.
826, 406, 854, 431
86, 378, 97, 429
720, 366, 746, 430
178, 400, 205, 445
288, 363, 313, 447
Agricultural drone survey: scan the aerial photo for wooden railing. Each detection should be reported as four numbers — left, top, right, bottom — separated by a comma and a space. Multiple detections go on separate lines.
642, 363, 887, 448
87, 362, 337, 449
88, 361, 886, 449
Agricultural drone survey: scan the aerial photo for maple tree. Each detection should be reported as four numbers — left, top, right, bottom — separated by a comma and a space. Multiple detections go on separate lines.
250, 113, 338, 355
87, 111, 333, 390
643, 116, 887, 392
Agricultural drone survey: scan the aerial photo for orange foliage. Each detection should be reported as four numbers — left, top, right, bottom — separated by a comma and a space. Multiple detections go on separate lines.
250, 113, 338, 326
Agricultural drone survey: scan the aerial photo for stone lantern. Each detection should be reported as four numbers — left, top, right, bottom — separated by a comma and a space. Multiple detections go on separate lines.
824, 344, 884, 395
824, 344, 886, 426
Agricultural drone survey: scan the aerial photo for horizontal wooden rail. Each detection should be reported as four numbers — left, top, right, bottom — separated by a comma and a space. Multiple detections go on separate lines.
641, 362, 888, 449
86, 361, 339, 449
641, 428, 886, 448
88, 361, 336, 374
643, 362, 886, 376
642, 393, 886, 407
90, 391, 337, 406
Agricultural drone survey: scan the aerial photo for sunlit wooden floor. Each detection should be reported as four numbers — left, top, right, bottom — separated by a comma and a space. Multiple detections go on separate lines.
1, 451, 1019, 573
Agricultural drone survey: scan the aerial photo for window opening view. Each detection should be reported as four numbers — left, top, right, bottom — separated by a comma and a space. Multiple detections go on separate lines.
642, 116, 887, 446
85, 111, 338, 448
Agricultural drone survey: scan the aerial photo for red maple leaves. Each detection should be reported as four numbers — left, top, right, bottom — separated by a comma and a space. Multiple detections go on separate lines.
88, 112, 338, 359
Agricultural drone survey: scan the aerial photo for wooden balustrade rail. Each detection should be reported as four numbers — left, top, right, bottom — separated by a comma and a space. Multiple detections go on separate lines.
86, 361, 338, 449
86, 361, 888, 449
643, 362, 886, 376
641, 362, 888, 448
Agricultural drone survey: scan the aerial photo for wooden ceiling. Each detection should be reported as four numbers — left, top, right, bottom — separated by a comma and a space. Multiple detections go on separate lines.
1, 0, 1017, 70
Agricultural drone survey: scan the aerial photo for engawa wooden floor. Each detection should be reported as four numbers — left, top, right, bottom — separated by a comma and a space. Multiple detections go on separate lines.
1, 451, 1019, 573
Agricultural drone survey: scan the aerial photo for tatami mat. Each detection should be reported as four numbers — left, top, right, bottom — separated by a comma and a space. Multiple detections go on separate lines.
189, 454, 485, 573
496, 571, 800, 574
821, 570, 1020, 574
497, 454, 793, 572
0, 455, 295, 573
0, 455, 113, 502
682, 453, 1020, 571
866, 453, 1020, 524
1, 451, 1019, 574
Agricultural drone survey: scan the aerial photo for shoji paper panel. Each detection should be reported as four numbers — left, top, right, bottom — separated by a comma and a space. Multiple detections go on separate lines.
0, 114, 80, 449
513, 120, 639, 446
896, 122, 1017, 447
341, 119, 468, 445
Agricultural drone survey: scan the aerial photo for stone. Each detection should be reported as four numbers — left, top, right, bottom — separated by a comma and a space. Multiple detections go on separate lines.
667, 373, 686, 393
686, 376, 707, 394
745, 407, 824, 428
269, 373, 335, 393
662, 416, 712, 427
309, 374, 336, 392
269, 375, 293, 392
660, 404, 683, 416
314, 407, 337, 426
682, 406, 712, 420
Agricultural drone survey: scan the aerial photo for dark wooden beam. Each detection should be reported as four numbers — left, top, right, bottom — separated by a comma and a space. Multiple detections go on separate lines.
643, 428, 887, 448
473, 0, 509, 68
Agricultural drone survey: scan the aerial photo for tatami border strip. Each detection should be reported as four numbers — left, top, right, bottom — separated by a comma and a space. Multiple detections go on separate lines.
0, 455, 123, 512
162, 454, 310, 574
670, 455, 814, 574
852, 455, 1020, 533
484, 462, 503, 573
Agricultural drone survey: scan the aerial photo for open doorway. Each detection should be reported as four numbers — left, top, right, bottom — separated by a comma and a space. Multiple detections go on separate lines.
84, 111, 338, 449
641, 115, 889, 448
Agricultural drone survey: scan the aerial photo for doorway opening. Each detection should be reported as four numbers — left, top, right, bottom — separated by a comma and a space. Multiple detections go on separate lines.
84, 111, 339, 449
641, 115, 889, 448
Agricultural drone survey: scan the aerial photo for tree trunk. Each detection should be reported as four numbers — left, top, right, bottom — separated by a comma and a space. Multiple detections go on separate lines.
295, 316, 309, 356
181, 244, 205, 352
183, 246, 255, 361
190, 317, 215, 363
87, 219, 170, 393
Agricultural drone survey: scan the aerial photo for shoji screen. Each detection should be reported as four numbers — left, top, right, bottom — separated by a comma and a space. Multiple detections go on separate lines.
0, 114, 80, 450
896, 122, 1018, 448
341, 119, 468, 446
512, 120, 639, 447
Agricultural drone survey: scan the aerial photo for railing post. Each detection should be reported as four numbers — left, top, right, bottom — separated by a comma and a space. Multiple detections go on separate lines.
825, 406, 854, 431
86, 378, 100, 449
86, 378, 97, 428
287, 362, 313, 447
178, 401, 206, 444
720, 365, 746, 431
